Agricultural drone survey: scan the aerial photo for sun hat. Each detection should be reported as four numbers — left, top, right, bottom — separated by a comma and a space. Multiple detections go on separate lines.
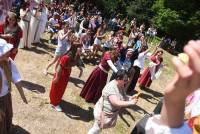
0, 39, 13, 57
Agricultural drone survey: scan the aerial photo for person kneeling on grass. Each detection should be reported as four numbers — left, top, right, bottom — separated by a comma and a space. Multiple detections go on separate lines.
0, 39, 27, 134
88, 69, 138, 134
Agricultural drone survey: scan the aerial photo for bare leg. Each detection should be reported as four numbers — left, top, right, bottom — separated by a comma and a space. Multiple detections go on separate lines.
44, 55, 59, 75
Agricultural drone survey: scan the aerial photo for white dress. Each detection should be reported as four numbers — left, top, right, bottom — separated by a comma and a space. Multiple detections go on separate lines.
28, 8, 40, 46
19, 9, 32, 48
33, 7, 48, 43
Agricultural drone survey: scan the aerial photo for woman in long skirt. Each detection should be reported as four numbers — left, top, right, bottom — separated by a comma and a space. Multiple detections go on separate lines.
138, 49, 164, 88
49, 41, 82, 112
80, 50, 118, 103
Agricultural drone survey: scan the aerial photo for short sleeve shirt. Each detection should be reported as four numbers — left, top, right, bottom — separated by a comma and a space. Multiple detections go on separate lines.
102, 80, 126, 113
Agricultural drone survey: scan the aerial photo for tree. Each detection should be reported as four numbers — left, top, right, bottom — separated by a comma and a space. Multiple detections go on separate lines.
152, 0, 200, 51
126, 0, 154, 24
95, 0, 155, 25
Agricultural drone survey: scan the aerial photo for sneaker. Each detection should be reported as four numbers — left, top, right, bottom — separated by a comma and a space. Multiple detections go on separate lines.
51, 105, 62, 112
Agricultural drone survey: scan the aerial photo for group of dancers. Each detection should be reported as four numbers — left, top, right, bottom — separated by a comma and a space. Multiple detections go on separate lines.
1, 0, 200, 134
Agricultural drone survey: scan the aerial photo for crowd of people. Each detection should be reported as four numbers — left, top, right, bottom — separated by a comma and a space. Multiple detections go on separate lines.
0, 0, 200, 134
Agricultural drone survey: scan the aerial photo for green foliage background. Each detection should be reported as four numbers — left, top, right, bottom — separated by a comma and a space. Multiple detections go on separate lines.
94, 0, 200, 51
47, 0, 200, 51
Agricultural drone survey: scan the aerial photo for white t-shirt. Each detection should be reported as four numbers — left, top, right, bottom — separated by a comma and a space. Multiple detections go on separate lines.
134, 52, 151, 69
0, 58, 21, 97
145, 115, 192, 134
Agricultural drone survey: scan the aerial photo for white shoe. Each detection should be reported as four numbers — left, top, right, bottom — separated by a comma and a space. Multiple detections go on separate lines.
52, 105, 62, 112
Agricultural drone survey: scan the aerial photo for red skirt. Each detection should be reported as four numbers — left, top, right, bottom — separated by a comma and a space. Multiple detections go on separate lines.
138, 67, 152, 88
49, 69, 71, 106
80, 67, 108, 103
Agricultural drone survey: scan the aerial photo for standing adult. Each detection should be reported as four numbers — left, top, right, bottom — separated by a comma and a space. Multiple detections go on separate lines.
80, 29, 92, 58
127, 46, 150, 93
78, 15, 91, 37
19, 1, 32, 49
44, 22, 72, 75
0, 12, 23, 60
28, 4, 40, 47
33, 2, 48, 43
80, 49, 118, 103
88, 70, 138, 134
138, 48, 164, 88
48, 12, 60, 44
92, 23, 107, 57
0, 39, 27, 134
49, 43, 82, 112
65, 9, 77, 31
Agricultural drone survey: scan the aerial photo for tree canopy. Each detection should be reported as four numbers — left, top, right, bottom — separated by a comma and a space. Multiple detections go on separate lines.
152, 0, 200, 51
48, 0, 200, 51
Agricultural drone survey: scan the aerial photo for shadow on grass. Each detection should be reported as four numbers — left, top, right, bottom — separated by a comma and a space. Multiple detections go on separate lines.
21, 80, 45, 93
119, 109, 135, 127
20, 46, 51, 55
20, 40, 55, 56
139, 93, 159, 105
61, 100, 93, 122
129, 105, 148, 115
37, 39, 56, 53
141, 87, 163, 98
11, 125, 30, 134
69, 76, 85, 88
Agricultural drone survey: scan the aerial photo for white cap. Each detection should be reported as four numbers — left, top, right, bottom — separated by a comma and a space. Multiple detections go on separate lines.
0, 39, 13, 57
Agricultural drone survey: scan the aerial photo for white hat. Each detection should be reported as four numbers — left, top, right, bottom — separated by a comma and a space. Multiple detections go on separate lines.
0, 39, 13, 57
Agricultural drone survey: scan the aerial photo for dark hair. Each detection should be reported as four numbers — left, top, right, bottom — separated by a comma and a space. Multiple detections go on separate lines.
115, 70, 128, 80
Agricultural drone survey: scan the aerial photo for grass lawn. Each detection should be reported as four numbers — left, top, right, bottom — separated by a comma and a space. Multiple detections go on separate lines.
12, 33, 176, 134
